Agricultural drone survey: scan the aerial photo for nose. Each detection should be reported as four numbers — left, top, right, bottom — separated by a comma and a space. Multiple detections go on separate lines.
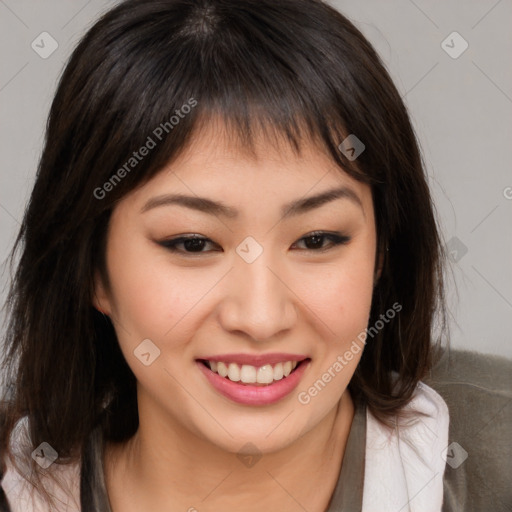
217, 252, 298, 342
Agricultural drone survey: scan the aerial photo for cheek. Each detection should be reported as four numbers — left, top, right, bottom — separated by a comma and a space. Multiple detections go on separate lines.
301, 249, 376, 342
323, 272, 373, 347
104, 233, 214, 342
296, 259, 374, 409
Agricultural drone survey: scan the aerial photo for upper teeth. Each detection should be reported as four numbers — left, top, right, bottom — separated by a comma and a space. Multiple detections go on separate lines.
209, 361, 298, 384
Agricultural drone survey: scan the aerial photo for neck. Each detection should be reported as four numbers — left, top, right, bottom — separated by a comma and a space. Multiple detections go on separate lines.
104, 390, 355, 512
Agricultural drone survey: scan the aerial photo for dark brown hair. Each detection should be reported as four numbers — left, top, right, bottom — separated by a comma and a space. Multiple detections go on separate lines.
0, 0, 447, 509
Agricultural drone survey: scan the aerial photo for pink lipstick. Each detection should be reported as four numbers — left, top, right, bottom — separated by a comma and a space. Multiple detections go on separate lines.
196, 355, 311, 406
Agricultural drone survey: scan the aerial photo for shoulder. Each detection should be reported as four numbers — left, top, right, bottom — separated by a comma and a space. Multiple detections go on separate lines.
424, 348, 512, 512
1, 417, 81, 512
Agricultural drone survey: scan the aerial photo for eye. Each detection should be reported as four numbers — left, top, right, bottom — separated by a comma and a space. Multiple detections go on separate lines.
158, 235, 219, 254
157, 231, 350, 255
291, 231, 351, 251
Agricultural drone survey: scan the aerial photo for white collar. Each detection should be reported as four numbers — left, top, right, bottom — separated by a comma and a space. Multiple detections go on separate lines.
362, 381, 450, 512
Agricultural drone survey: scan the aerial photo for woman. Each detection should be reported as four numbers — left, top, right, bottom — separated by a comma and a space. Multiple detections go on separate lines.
2, 0, 507, 510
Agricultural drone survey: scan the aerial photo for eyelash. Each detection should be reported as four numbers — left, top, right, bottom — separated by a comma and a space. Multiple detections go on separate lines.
157, 231, 351, 255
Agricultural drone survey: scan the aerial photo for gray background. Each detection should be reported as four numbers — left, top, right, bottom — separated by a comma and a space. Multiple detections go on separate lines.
1, 0, 511, 358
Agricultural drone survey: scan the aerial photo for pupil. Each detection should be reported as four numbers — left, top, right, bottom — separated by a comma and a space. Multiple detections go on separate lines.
306, 235, 322, 249
185, 239, 205, 252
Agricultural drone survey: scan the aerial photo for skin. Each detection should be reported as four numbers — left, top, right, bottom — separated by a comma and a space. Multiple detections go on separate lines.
94, 121, 382, 512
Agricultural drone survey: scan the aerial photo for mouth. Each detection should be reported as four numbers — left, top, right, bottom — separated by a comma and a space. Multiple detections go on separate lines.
197, 358, 310, 386
195, 357, 311, 406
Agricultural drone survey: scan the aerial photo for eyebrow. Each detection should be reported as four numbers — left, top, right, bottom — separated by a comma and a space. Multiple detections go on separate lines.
140, 185, 364, 219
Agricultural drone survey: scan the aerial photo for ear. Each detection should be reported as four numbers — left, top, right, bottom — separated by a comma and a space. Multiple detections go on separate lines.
92, 269, 112, 315
373, 247, 385, 287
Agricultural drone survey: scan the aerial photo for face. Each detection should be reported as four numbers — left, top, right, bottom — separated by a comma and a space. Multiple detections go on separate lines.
94, 123, 380, 455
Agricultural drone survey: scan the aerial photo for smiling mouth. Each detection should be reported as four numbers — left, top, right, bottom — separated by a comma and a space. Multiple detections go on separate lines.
198, 358, 310, 386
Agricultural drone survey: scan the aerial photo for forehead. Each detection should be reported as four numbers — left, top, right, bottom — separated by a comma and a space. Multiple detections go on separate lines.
119, 118, 374, 219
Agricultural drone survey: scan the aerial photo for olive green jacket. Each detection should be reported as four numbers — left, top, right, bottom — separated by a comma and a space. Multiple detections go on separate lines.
425, 349, 512, 511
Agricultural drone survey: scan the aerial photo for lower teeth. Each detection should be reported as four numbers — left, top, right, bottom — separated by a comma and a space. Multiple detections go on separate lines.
236, 378, 283, 386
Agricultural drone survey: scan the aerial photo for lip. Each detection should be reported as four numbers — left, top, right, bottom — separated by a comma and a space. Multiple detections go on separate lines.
196, 353, 309, 366
196, 358, 311, 406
